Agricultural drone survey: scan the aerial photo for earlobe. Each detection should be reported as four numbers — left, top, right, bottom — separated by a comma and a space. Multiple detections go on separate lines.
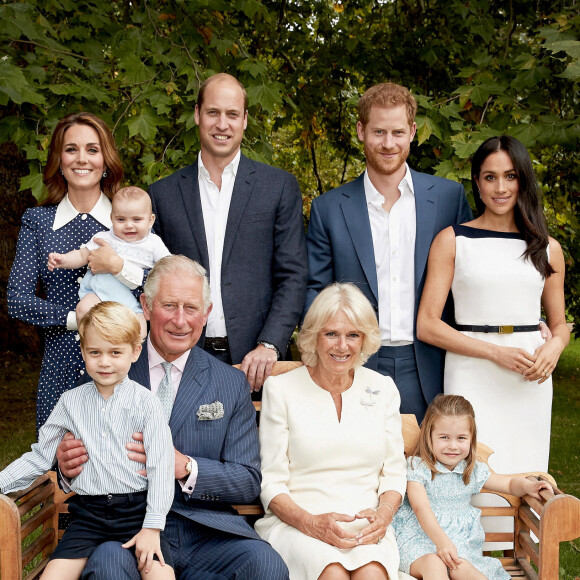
132, 343, 142, 362
140, 294, 150, 320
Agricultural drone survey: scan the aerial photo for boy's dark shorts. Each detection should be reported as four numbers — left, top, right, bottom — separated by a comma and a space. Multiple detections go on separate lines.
49, 491, 173, 567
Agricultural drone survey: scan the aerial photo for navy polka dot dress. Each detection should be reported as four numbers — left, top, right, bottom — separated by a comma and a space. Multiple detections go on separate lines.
7, 205, 109, 431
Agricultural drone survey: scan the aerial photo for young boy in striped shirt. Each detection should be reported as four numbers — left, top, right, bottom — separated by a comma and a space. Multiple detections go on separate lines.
0, 301, 175, 580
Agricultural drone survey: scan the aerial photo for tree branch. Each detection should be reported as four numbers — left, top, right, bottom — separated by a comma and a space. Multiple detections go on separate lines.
9, 39, 90, 61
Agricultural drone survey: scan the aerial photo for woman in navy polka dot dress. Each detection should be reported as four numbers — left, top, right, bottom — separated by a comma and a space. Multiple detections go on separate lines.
7, 113, 125, 431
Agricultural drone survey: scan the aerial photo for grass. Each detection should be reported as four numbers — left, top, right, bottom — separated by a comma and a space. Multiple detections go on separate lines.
0, 342, 579, 577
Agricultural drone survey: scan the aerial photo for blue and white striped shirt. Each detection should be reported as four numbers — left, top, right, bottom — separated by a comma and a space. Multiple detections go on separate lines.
0, 377, 174, 530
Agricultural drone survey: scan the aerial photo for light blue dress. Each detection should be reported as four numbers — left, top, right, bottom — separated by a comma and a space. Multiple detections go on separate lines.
392, 457, 509, 579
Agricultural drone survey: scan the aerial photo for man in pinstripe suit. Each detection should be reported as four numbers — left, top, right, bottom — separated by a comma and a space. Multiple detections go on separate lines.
58, 256, 288, 579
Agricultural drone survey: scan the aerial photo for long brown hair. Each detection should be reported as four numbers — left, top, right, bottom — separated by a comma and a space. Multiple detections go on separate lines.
414, 394, 477, 485
42, 112, 123, 205
472, 136, 553, 278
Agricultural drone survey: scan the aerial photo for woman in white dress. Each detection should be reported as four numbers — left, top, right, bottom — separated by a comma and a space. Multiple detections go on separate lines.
416, 135, 569, 475
255, 283, 407, 580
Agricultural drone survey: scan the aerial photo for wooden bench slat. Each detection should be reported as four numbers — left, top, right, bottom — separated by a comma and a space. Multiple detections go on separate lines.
21, 503, 57, 539
21, 529, 55, 569
17, 482, 54, 519
480, 506, 518, 516
518, 505, 540, 537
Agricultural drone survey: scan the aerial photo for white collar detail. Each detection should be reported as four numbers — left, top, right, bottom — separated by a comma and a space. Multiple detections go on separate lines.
52, 193, 112, 231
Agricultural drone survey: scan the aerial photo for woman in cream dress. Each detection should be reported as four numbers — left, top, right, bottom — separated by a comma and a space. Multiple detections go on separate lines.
255, 283, 407, 580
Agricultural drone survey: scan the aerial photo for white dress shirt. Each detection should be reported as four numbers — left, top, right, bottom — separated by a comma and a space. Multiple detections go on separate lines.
364, 165, 416, 345
147, 337, 199, 494
198, 151, 241, 338
52, 193, 145, 330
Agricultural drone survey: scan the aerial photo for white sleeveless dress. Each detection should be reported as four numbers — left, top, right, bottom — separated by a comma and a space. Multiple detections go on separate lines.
444, 225, 551, 474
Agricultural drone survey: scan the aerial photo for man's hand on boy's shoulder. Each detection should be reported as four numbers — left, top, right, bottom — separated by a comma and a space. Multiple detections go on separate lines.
57, 432, 88, 478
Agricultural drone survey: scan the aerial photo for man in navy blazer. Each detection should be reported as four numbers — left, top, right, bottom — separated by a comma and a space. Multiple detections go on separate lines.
59, 256, 289, 579
306, 83, 472, 422
148, 73, 307, 392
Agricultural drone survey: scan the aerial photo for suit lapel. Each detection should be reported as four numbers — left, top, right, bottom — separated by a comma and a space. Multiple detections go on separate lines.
168, 347, 211, 436
340, 174, 378, 303
222, 155, 255, 268
179, 161, 210, 270
412, 169, 438, 293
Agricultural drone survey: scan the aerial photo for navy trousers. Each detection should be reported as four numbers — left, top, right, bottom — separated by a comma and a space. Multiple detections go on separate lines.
81, 516, 288, 580
377, 344, 428, 423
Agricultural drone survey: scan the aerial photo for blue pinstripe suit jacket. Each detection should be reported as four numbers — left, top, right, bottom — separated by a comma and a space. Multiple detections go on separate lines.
129, 344, 262, 540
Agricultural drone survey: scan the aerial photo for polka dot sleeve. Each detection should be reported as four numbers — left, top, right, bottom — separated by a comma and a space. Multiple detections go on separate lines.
7, 209, 72, 327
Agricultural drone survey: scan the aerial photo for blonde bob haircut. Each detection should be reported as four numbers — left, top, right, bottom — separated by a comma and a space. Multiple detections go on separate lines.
78, 301, 142, 350
414, 394, 478, 485
297, 283, 381, 368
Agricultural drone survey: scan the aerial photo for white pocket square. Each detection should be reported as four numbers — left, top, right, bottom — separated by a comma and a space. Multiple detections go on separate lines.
196, 401, 224, 421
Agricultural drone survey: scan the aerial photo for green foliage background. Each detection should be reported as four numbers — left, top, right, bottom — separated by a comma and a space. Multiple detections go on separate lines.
1, 0, 578, 328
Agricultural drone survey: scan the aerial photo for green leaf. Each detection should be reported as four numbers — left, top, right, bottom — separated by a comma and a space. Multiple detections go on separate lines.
125, 108, 162, 140
416, 116, 442, 145
237, 60, 268, 78
558, 61, 580, 81
119, 54, 155, 84
509, 124, 541, 148
450, 133, 480, 159
247, 82, 283, 112
20, 170, 45, 202
545, 40, 580, 60
0, 60, 45, 106
469, 85, 490, 107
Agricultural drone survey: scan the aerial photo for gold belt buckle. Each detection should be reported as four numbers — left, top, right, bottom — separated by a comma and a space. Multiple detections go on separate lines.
498, 325, 514, 334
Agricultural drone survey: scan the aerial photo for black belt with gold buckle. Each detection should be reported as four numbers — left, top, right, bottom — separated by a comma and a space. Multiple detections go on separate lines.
455, 324, 540, 334
204, 336, 229, 351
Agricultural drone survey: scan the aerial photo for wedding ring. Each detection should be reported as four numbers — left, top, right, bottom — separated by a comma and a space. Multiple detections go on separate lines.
543, 370, 549, 377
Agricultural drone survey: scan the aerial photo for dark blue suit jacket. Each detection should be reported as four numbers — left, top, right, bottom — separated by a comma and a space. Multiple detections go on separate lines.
148, 154, 307, 363
306, 170, 473, 404
129, 344, 261, 540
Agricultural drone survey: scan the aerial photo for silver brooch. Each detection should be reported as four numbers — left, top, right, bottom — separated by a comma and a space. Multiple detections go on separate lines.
361, 386, 380, 407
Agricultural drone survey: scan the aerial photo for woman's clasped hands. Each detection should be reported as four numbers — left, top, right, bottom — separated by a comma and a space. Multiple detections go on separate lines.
302, 507, 392, 548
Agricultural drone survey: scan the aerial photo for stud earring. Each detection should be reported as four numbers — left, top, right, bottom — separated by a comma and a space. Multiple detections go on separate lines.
102, 170, 108, 178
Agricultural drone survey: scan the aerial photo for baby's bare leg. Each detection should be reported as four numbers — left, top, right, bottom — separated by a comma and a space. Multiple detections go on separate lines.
40, 557, 87, 580
139, 560, 175, 580
76, 293, 101, 325
137, 313, 148, 341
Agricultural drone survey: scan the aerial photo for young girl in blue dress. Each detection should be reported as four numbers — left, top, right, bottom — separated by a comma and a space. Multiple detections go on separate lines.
392, 394, 551, 579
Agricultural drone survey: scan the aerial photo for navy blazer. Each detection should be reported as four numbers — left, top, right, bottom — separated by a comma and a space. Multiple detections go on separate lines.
129, 344, 262, 540
306, 170, 473, 404
148, 154, 307, 363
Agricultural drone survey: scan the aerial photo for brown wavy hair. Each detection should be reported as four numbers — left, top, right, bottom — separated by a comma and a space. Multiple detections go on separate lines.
42, 112, 123, 205
472, 136, 553, 278
414, 394, 477, 485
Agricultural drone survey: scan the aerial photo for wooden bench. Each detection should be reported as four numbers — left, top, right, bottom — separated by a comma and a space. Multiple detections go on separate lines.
2, 361, 579, 579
